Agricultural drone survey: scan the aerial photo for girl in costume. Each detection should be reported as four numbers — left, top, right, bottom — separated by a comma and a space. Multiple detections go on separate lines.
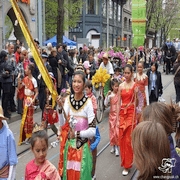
117, 64, 138, 176
104, 78, 120, 157
58, 71, 96, 180
18, 64, 38, 145
134, 62, 149, 122
132, 121, 171, 179
25, 124, 61, 180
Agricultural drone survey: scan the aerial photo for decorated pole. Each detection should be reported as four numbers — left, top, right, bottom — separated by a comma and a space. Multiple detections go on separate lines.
10, 0, 58, 107
132, 0, 146, 47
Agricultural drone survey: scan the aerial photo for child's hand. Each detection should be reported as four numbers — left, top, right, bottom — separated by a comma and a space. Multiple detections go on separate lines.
107, 90, 111, 96
57, 96, 63, 107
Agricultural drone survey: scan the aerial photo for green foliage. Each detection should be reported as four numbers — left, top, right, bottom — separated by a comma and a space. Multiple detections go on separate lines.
5, 15, 13, 39
45, 0, 83, 38
45, 0, 58, 39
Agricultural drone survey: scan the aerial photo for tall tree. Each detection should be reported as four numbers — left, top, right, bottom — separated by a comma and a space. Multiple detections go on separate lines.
57, 0, 64, 44
45, 0, 83, 43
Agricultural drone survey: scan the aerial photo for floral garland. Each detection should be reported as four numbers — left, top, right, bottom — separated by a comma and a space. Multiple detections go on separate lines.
98, 48, 126, 67
92, 67, 110, 89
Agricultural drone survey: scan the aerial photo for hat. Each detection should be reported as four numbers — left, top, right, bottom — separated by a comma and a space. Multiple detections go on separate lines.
102, 52, 109, 60
41, 54, 48, 58
34, 38, 40, 45
0, 106, 8, 120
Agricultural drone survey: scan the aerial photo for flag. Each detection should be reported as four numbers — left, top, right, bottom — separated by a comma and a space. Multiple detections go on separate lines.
10, 0, 58, 107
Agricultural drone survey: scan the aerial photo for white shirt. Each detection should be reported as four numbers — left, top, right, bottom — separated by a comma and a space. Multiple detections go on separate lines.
99, 61, 114, 75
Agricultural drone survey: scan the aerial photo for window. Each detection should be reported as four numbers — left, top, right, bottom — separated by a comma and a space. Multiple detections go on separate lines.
118, 4, 121, 21
86, 0, 99, 15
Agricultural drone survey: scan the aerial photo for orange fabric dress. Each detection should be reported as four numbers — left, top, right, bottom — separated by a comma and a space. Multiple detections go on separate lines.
107, 93, 119, 146
119, 84, 136, 169
134, 73, 148, 107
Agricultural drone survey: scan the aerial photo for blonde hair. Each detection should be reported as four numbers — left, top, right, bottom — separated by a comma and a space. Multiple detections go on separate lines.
132, 121, 171, 180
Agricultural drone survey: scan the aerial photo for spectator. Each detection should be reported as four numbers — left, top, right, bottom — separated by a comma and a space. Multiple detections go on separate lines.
173, 54, 180, 103
146, 62, 163, 103
132, 121, 171, 180
14, 45, 21, 63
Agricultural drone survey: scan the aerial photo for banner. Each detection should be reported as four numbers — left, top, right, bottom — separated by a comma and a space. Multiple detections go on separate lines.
10, 0, 58, 107
132, 0, 146, 47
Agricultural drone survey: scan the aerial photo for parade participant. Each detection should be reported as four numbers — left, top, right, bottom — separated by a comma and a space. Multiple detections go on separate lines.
58, 70, 96, 180
146, 62, 163, 104
99, 52, 114, 75
18, 64, 38, 145
84, 80, 100, 180
113, 67, 125, 82
142, 102, 180, 178
134, 62, 149, 122
117, 64, 138, 176
132, 121, 171, 180
42, 73, 58, 136
0, 105, 18, 179
104, 78, 120, 157
25, 124, 61, 180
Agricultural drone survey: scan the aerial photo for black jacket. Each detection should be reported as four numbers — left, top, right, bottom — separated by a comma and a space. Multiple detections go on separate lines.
57, 52, 67, 76
147, 69, 163, 98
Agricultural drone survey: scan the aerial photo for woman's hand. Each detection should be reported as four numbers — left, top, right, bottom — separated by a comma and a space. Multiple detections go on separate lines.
68, 128, 75, 139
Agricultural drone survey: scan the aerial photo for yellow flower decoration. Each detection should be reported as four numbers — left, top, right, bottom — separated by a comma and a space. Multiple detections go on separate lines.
92, 67, 110, 88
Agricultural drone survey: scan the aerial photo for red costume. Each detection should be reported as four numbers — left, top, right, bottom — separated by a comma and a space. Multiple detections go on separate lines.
119, 84, 136, 169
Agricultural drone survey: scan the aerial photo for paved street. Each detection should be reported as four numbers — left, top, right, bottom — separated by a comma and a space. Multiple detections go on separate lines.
8, 66, 175, 180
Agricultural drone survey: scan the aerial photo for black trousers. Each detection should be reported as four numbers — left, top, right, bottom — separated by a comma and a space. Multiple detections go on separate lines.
2, 92, 11, 115
175, 83, 180, 103
9, 86, 16, 110
149, 90, 158, 104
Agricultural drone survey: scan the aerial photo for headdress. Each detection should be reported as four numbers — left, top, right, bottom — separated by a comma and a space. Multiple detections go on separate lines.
75, 59, 85, 72
102, 52, 109, 60
32, 123, 44, 133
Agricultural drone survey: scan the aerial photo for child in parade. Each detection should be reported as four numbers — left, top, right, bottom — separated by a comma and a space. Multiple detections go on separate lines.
57, 71, 96, 180
25, 123, 61, 180
132, 121, 171, 180
104, 78, 120, 157
117, 64, 138, 176
0, 105, 18, 179
42, 73, 58, 137
84, 81, 101, 180
113, 67, 125, 82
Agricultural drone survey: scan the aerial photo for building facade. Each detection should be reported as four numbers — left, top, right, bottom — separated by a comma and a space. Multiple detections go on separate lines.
69, 0, 132, 49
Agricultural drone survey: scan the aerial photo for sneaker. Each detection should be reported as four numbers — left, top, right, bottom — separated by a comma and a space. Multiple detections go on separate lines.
110, 146, 115, 154
92, 174, 96, 180
115, 147, 119, 157
122, 169, 129, 176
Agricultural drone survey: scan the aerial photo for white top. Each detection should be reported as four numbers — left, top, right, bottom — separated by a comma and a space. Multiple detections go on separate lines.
99, 61, 114, 75
63, 96, 95, 139
24, 77, 38, 96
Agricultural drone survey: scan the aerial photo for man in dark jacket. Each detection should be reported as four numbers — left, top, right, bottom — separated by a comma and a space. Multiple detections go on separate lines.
0, 50, 13, 118
56, 44, 67, 92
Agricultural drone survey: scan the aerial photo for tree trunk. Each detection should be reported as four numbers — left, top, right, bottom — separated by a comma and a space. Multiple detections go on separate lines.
57, 0, 64, 44
153, 31, 157, 47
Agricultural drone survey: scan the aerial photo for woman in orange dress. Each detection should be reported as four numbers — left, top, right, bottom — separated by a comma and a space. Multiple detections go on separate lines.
18, 64, 38, 145
117, 64, 137, 176
134, 62, 149, 122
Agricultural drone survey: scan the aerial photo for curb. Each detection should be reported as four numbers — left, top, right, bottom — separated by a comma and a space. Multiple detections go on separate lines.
7, 108, 41, 124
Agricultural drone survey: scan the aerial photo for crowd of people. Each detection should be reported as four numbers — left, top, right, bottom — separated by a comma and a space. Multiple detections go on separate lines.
0, 38, 180, 180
